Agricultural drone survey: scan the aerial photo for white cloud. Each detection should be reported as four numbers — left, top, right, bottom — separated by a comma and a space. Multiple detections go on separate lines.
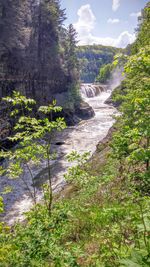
74, 4, 96, 36
76, 31, 135, 48
114, 31, 136, 48
112, 0, 120, 11
107, 18, 120, 24
130, 11, 141, 17
74, 4, 135, 48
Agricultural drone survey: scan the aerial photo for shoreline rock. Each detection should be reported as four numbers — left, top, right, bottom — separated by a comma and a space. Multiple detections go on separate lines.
75, 100, 95, 120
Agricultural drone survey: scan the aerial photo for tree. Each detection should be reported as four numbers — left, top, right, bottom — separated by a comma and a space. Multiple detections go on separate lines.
63, 24, 79, 82
0, 0, 69, 104
110, 3, 150, 196
0, 91, 66, 215
24, 0, 67, 102
0, 0, 30, 76
112, 46, 150, 192
29, 0, 66, 75
131, 2, 150, 54
77, 45, 120, 83
96, 63, 113, 83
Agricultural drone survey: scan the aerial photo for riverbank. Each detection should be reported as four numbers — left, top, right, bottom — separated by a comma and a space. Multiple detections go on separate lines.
1, 86, 149, 267
2, 120, 148, 267
0, 86, 117, 225
57, 125, 115, 200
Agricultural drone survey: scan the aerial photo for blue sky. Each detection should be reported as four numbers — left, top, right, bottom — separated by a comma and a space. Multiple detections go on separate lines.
61, 0, 148, 48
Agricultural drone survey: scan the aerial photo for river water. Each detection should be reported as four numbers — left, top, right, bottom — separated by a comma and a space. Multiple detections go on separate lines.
0, 84, 117, 225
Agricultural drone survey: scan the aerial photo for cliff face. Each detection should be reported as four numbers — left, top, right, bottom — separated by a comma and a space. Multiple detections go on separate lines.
0, 0, 77, 144
0, 0, 70, 104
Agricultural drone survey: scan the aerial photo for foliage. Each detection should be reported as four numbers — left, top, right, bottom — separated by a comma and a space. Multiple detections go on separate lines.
0, 150, 150, 266
131, 2, 150, 54
0, 0, 79, 111
64, 24, 79, 81
62, 23, 80, 110
0, 2, 150, 267
110, 80, 127, 107
96, 63, 113, 83
77, 45, 121, 83
111, 46, 150, 190
0, 81, 150, 266
64, 83, 81, 111
0, 91, 66, 214
120, 250, 150, 267
110, 3, 150, 265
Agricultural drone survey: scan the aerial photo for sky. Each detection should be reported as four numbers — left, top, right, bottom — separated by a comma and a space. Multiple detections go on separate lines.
61, 0, 148, 48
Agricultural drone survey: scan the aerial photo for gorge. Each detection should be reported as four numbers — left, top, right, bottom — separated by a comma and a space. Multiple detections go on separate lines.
0, 83, 117, 225
0, 1, 149, 266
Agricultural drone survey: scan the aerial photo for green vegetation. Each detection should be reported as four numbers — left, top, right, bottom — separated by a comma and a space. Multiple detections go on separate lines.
109, 81, 126, 107
96, 63, 113, 84
77, 45, 121, 83
112, 47, 150, 176
0, 147, 149, 266
0, 0, 81, 140
0, 0, 79, 112
0, 2, 149, 267
131, 2, 150, 54
0, 91, 66, 216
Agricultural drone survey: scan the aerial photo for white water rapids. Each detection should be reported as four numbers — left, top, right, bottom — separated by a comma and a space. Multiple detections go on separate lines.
0, 84, 117, 225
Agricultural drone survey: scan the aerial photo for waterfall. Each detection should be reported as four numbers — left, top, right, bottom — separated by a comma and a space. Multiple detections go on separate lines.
81, 83, 107, 98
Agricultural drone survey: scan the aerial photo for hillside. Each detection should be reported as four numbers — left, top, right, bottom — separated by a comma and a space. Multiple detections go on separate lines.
77, 45, 122, 83
0, 1, 149, 267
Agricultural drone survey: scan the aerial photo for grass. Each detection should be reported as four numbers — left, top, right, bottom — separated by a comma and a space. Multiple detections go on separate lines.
0, 131, 150, 266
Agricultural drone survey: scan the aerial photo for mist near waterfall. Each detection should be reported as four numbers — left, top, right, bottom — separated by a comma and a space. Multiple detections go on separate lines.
108, 67, 124, 91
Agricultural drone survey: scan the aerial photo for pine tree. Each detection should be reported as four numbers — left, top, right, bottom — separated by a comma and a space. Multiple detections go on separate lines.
64, 24, 78, 82
27, 0, 66, 102
0, 0, 30, 74
0, 0, 31, 98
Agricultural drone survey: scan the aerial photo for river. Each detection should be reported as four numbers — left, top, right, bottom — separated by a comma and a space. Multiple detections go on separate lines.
0, 84, 117, 225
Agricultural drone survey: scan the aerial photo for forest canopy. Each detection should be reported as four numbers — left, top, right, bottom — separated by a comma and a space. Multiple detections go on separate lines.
77, 45, 121, 83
